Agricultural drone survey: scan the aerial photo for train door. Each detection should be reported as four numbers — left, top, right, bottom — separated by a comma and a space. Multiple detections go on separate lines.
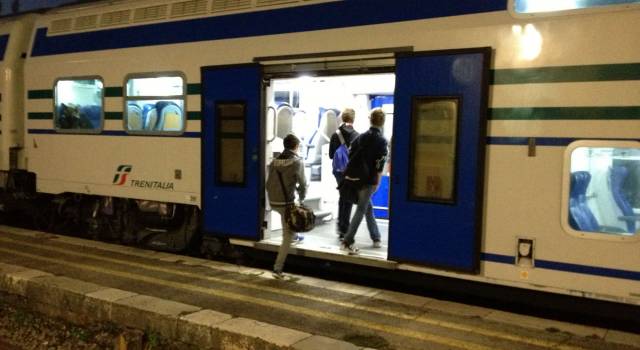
262, 71, 395, 258
201, 64, 263, 239
388, 48, 491, 272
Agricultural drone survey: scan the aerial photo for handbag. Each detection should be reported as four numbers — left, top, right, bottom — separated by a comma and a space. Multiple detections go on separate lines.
276, 170, 316, 232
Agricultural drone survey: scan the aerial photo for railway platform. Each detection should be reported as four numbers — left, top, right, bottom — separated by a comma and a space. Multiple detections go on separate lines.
0, 225, 639, 350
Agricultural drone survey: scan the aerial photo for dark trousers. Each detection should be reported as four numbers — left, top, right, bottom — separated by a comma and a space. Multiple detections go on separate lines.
334, 172, 353, 235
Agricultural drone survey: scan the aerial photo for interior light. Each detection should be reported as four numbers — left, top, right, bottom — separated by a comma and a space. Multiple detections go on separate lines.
513, 23, 542, 61
523, 0, 578, 13
512, 25, 522, 35
129, 76, 182, 96
297, 75, 313, 83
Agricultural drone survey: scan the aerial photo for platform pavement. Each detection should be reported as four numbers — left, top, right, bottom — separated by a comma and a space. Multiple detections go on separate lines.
0, 225, 638, 350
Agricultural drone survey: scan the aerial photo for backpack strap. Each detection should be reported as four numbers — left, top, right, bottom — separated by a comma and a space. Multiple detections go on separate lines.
275, 170, 293, 205
336, 129, 346, 145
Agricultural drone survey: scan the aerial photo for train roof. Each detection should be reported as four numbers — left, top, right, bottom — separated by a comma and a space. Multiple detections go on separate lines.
29, 0, 507, 57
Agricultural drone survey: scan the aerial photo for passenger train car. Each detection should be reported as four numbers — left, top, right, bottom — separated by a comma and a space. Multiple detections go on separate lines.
0, 0, 639, 310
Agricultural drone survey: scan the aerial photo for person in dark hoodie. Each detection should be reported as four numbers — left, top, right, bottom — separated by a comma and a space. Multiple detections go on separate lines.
266, 134, 308, 279
328, 108, 359, 240
341, 108, 388, 254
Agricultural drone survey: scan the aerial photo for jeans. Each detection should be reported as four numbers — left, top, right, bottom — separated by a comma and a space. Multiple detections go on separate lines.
334, 172, 353, 234
273, 206, 294, 272
343, 185, 381, 246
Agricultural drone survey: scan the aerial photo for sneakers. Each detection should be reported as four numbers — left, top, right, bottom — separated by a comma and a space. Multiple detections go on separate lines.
272, 270, 299, 282
340, 243, 359, 255
291, 234, 304, 245
373, 240, 382, 248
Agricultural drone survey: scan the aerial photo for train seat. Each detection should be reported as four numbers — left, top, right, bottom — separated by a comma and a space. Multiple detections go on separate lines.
306, 108, 339, 165
127, 104, 144, 130
610, 165, 639, 233
302, 108, 339, 181
142, 104, 158, 130
276, 104, 294, 139
569, 171, 600, 232
79, 105, 102, 129
156, 101, 183, 131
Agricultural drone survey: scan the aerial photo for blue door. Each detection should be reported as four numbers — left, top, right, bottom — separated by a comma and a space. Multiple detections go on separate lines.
201, 64, 262, 240
388, 48, 490, 272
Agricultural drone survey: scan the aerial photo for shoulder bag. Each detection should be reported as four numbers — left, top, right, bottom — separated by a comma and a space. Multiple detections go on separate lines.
276, 170, 316, 232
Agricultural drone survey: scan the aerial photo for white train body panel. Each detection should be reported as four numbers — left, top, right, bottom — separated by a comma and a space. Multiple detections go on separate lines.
0, 15, 35, 171
6, 0, 639, 304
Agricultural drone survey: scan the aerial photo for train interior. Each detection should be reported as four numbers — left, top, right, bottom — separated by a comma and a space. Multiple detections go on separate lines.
569, 146, 640, 235
263, 73, 395, 259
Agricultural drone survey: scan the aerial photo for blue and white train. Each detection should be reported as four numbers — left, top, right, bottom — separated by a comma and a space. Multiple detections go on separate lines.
0, 0, 639, 310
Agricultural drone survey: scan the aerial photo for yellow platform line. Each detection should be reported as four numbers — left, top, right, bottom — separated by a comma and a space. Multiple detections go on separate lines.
0, 235, 585, 350
0, 245, 499, 350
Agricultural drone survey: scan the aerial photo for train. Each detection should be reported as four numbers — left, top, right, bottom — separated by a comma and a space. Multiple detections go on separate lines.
0, 0, 638, 311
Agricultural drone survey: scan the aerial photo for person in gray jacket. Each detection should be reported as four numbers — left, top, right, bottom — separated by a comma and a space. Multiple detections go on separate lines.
266, 134, 308, 279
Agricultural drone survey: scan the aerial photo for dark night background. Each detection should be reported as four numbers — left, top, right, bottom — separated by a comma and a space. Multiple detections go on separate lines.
0, 0, 101, 17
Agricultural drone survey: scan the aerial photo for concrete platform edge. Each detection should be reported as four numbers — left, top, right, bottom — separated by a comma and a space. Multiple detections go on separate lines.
0, 263, 367, 350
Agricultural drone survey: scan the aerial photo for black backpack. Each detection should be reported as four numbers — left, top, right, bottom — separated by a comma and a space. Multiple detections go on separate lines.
343, 137, 370, 184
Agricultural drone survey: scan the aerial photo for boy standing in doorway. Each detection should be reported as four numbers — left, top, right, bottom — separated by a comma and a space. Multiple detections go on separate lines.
341, 108, 388, 254
329, 108, 359, 240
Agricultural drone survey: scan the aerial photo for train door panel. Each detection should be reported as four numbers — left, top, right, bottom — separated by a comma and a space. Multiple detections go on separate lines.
389, 48, 490, 272
201, 64, 262, 240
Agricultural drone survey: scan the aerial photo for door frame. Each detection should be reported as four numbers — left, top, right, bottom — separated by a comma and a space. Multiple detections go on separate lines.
259, 59, 397, 238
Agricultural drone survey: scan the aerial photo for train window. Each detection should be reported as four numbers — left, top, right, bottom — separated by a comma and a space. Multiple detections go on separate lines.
563, 141, 640, 239
513, 0, 640, 14
216, 102, 245, 185
124, 73, 185, 134
54, 78, 104, 133
409, 97, 459, 203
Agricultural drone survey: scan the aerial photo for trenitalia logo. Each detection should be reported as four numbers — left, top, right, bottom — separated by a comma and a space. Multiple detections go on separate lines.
112, 165, 132, 186
111, 164, 175, 190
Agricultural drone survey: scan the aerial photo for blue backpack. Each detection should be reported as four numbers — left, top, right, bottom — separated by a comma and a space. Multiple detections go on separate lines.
332, 129, 349, 174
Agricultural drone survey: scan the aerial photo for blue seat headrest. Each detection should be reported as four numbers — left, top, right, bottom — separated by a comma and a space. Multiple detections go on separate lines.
569, 171, 600, 232
79, 105, 102, 129
610, 166, 635, 233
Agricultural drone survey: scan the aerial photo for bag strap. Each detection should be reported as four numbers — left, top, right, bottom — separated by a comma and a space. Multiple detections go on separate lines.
344, 134, 370, 179
336, 128, 346, 145
275, 170, 292, 205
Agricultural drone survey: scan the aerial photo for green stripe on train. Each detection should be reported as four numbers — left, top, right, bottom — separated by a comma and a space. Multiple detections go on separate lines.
30, 108, 638, 120
27, 90, 53, 99
187, 83, 200, 95
28, 112, 121, 120
28, 84, 201, 99
28, 112, 53, 119
492, 63, 640, 84
105, 112, 122, 120
28, 111, 200, 120
105, 87, 123, 97
489, 107, 640, 120
24, 63, 640, 98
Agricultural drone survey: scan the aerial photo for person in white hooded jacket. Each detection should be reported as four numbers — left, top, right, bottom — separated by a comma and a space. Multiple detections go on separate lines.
266, 134, 308, 278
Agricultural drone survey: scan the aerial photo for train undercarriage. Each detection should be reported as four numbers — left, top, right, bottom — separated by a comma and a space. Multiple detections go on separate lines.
0, 169, 203, 254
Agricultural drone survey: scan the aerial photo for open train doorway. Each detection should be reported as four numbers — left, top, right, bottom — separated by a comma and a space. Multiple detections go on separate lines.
263, 73, 395, 260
